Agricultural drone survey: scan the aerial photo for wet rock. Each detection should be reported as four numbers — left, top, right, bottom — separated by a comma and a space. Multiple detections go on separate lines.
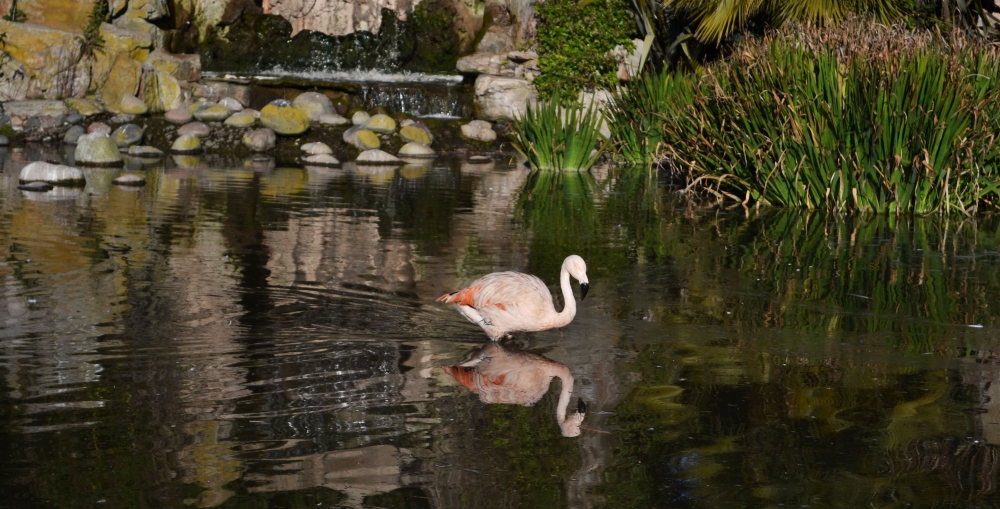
301, 142, 333, 155
65, 113, 84, 125
351, 110, 370, 125
171, 134, 202, 154
399, 124, 433, 145
142, 70, 183, 113
65, 98, 105, 117
113, 173, 146, 186
0, 135, 8, 146
477, 25, 514, 53
398, 142, 435, 158
259, 99, 309, 135
293, 92, 333, 121
457, 52, 506, 74
243, 128, 276, 152
474, 76, 537, 122
19, 161, 85, 184
24, 117, 41, 130
219, 97, 244, 112
165, 108, 193, 125
112, 123, 144, 147
177, 122, 211, 138
100, 54, 142, 114
364, 114, 396, 134
63, 125, 86, 144
88, 122, 112, 135
508, 50, 538, 63
343, 125, 381, 150
319, 113, 350, 126
121, 94, 149, 115
193, 104, 231, 122
224, 111, 256, 127
76, 133, 124, 166
18, 181, 54, 192
356, 149, 403, 165
4, 100, 68, 118
303, 154, 340, 167
128, 145, 164, 158
460, 120, 497, 143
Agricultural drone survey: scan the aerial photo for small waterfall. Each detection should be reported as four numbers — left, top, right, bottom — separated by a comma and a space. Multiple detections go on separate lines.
358, 80, 473, 118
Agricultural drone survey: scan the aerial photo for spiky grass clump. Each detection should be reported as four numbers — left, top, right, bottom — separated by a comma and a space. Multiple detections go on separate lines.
607, 67, 695, 166
619, 23, 1000, 215
511, 98, 607, 172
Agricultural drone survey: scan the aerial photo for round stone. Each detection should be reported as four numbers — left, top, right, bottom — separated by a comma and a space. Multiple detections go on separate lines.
112, 123, 144, 147
63, 125, 86, 144
364, 114, 396, 134
218, 97, 244, 112
113, 173, 146, 186
243, 128, 276, 152
303, 154, 340, 167
259, 100, 310, 136
356, 149, 403, 165
399, 124, 433, 145
224, 111, 256, 128
193, 104, 231, 122
65, 113, 84, 125
75, 132, 124, 166
120, 94, 148, 115
19, 161, 85, 184
165, 108, 193, 125
301, 142, 332, 155
351, 110, 370, 125
398, 142, 435, 158
319, 113, 350, 126
343, 125, 380, 150
177, 122, 211, 138
293, 92, 334, 121
88, 122, 111, 134
128, 145, 164, 158
171, 134, 202, 154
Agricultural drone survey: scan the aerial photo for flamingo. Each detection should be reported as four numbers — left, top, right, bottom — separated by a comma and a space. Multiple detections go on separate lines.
442, 343, 587, 437
437, 255, 589, 340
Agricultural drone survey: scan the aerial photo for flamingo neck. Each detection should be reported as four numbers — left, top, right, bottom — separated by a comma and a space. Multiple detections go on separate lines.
554, 365, 574, 424
549, 264, 577, 328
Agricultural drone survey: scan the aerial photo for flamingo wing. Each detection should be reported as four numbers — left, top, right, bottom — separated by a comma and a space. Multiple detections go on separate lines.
438, 271, 554, 318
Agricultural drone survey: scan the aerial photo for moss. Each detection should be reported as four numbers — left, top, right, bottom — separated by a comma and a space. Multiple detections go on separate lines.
404, 0, 462, 72
0, 124, 22, 143
199, 13, 293, 73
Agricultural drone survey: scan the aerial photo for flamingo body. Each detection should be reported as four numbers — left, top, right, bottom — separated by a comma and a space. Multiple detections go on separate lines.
437, 255, 589, 340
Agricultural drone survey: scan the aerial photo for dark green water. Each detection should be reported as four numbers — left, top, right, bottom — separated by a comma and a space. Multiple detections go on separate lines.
2, 145, 1000, 508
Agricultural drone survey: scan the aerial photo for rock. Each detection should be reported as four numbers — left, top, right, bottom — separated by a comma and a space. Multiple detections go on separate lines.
4, 101, 68, 118
343, 125, 381, 150
177, 122, 211, 138
19, 161, 85, 184
112, 124, 144, 147
65, 98, 104, 116
88, 122, 112, 135
165, 108, 193, 125
24, 117, 41, 130
477, 25, 514, 53
113, 16, 165, 49
398, 142, 435, 158
189, 98, 214, 112
469, 155, 493, 163
128, 145, 163, 158
457, 53, 506, 74
461, 121, 497, 143
100, 53, 142, 114
303, 154, 340, 167
0, 22, 89, 99
142, 71, 183, 113
75, 133, 124, 166
0, 135, 9, 146
218, 97, 244, 112
301, 142, 333, 155
319, 113, 350, 126
193, 104, 231, 122
399, 124, 433, 145
171, 134, 202, 154
351, 110, 370, 125
243, 128, 276, 152
259, 100, 310, 136
474, 76, 537, 122
224, 111, 256, 127
144, 48, 201, 82
508, 50, 538, 63
293, 92, 334, 121
65, 113, 84, 125
113, 173, 146, 186
364, 114, 396, 134
356, 149, 403, 165
63, 125, 86, 144
18, 181, 54, 192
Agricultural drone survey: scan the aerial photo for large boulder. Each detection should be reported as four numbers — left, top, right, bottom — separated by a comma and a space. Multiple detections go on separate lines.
75, 133, 124, 166
142, 70, 184, 113
92, 23, 152, 89
99, 53, 142, 114
473, 76, 537, 122
0, 21, 90, 99
259, 100, 309, 135
19, 161, 84, 185
343, 125, 381, 150
293, 92, 334, 121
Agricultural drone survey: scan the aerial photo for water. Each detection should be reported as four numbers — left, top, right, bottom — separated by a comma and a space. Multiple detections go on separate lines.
2, 147, 1000, 508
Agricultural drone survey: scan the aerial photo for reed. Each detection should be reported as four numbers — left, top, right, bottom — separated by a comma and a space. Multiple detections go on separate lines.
510, 97, 607, 172
609, 23, 1000, 214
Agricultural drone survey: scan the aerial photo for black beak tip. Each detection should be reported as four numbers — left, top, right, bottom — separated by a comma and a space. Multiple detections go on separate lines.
580, 283, 589, 300
577, 398, 587, 414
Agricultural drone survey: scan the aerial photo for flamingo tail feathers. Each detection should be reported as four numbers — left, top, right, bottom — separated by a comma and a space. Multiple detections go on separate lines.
437, 286, 481, 306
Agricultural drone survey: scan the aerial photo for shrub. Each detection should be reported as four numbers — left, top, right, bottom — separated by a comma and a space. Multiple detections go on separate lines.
510, 97, 607, 172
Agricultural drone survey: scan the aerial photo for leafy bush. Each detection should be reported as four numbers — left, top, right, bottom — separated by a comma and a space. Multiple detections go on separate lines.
535, 0, 635, 100
612, 23, 1000, 215
510, 97, 606, 172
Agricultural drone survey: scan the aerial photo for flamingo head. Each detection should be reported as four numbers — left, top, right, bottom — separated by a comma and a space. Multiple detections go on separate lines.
560, 398, 587, 437
564, 255, 589, 299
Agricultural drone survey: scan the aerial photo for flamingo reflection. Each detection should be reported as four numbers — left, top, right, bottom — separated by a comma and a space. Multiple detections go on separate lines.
443, 343, 586, 437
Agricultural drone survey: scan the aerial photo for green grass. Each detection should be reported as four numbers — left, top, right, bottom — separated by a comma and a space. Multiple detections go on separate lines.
510, 97, 607, 172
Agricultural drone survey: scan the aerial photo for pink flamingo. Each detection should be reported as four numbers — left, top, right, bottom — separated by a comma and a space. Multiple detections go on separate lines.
442, 343, 587, 437
437, 255, 589, 340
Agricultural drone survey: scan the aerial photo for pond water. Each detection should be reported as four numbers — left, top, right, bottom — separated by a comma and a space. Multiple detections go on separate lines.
2, 145, 1000, 508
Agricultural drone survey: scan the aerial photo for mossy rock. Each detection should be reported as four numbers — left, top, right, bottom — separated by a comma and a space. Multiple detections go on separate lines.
405, 0, 463, 73
260, 100, 310, 135
400, 124, 432, 145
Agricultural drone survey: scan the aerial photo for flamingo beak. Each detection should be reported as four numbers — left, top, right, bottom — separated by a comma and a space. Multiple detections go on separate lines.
580, 282, 589, 300
578, 398, 587, 414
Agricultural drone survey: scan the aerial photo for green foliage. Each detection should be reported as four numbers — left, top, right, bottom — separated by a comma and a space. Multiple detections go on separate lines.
510, 97, 606, 172
607, 66, 694, 165
535, 0, 635, 99
3, 0, 26, 22
0, 123, 22, 142
614, 25, 1000, 214
80, 0, 108, 58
